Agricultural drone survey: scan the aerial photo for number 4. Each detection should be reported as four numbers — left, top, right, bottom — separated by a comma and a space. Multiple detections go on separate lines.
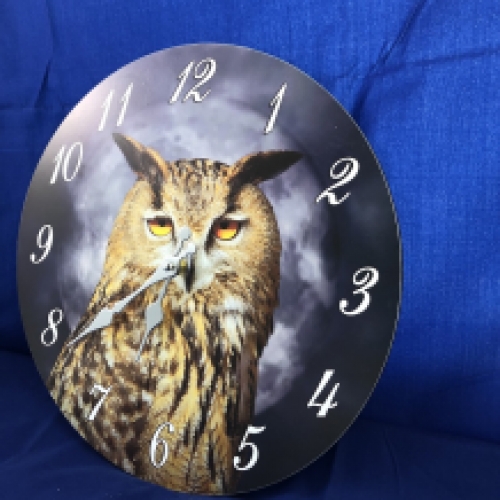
307, 370, 339, 418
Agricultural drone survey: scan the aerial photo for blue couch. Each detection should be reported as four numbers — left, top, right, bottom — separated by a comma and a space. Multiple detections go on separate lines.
1, 1, 499, 498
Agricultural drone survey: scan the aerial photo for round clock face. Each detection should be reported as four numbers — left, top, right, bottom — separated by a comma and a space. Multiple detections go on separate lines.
17, 44, 401, 495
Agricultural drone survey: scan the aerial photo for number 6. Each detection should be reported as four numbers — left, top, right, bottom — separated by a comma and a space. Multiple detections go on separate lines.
150, 422, 174, 468
233, 425, 266, 471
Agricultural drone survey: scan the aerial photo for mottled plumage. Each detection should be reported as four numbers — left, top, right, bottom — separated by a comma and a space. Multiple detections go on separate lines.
47, 134, 301, 494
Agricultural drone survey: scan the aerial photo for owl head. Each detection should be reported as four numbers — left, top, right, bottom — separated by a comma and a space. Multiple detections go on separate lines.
104, 133, 301, 311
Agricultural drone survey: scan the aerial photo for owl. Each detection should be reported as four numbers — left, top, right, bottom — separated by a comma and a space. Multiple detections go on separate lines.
47, 133, 301, 494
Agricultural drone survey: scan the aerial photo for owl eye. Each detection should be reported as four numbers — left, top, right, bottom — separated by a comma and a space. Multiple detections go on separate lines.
213, 219, 241, 241
146, 217, 173, 237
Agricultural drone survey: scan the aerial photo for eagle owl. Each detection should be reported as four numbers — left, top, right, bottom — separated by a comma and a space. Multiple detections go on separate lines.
47, 133, 301, 494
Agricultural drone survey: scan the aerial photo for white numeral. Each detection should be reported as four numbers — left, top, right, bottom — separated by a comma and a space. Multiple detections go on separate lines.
50, 142, 83, 184
41, 308, 63, 346
170, 58, 217, 103
88, 384, 112, 421
316, 157, 360, 205
150, 422, 174, 468
233, 425, 266, 471
30, 224, 53, 264
98, 90, 114, 132
98, 83, 133, 131
117, 83, 133, 126
308, 370, 339, 417
340, 266, 379, 316
264, 83, 287, 134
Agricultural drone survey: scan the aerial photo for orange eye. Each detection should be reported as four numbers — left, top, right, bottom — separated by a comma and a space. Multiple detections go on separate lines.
213, 219, 241, 241
147, 217, 173, 237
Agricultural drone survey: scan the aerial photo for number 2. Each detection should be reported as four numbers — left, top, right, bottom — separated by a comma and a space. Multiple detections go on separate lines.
316, 157, 360, 205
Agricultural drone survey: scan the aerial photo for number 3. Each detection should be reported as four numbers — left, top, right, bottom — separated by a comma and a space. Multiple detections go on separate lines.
340, 266, 379, 316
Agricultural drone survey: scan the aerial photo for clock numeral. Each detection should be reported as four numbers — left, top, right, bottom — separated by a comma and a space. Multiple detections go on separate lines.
98, 83, 134, 131
307, 369, 339, 417
316, 157, 360, 206
88, 384, 112, 421
30, 224, 53, 264
340, 266, 379, 316
41, 308, 63, 346
150, 422, 174, 468
233, 425, 266, 471
50, 142, 84, 184
170, 58, 217, 104
264, 83, 287, 134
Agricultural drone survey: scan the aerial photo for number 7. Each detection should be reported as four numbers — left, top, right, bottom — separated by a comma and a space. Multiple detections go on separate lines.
87, 384, 112, 421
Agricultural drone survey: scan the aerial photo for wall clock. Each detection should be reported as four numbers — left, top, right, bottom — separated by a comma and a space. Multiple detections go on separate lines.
17, 44, 401, 495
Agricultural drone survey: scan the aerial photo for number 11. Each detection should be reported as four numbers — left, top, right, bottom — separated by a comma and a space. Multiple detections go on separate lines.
98, 83, 133, 131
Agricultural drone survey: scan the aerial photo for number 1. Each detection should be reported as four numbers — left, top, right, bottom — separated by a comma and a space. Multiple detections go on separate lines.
264, 83, 287, 134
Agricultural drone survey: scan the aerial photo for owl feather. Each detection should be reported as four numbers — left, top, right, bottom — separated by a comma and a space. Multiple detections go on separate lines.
47, 134, 301, 494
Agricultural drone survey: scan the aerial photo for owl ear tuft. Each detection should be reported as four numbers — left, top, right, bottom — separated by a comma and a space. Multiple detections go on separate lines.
113, 133, 164, 184
230, 150, 302, 190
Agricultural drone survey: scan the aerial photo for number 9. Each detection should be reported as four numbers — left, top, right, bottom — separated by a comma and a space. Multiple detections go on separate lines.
30, 224, 53, 264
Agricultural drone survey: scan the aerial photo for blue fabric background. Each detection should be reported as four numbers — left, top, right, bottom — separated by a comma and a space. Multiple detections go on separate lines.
1, 1, 499, 498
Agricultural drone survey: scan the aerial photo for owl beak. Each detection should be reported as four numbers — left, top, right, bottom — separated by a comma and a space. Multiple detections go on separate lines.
179, 254, 195, 293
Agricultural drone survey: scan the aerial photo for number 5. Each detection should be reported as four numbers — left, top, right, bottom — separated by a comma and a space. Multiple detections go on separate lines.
233, 425, 266, 471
